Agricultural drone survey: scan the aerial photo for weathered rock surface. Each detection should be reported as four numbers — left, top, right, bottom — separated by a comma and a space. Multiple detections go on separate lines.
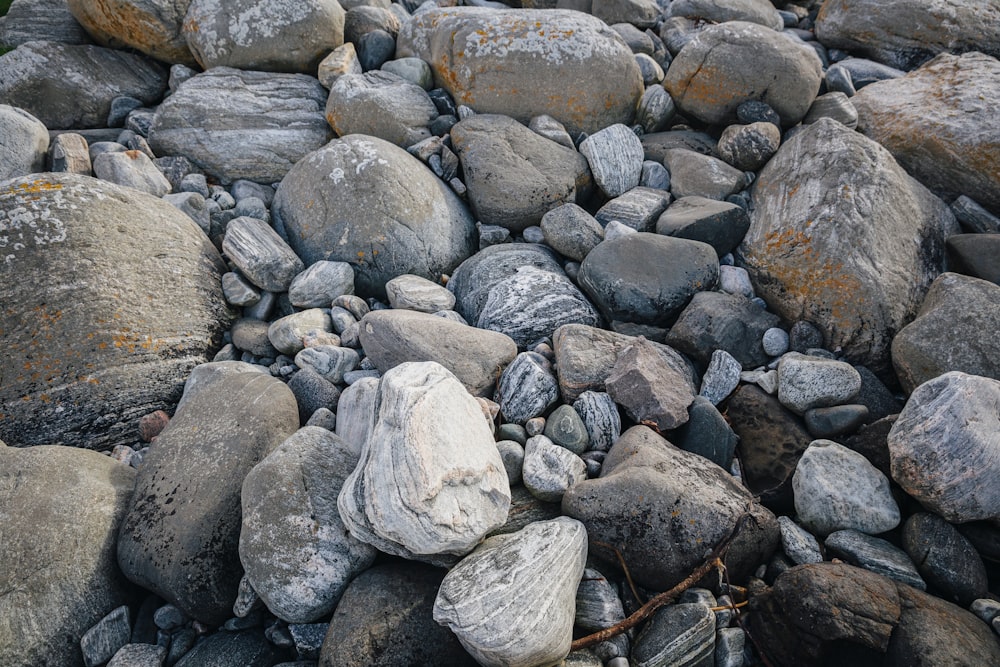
326, 71, 437, 148
66, 0, 196, 64
669, 0, 783, 31
397, 7, 643, 136
0, 174, 235, 450
0, 104, 48, 181
148, 67, 331, 184
605, 337, 697, 431
0, 0, 91, 47
902, 512, 988, 606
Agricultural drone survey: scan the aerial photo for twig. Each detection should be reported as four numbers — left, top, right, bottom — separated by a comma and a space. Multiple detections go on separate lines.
592, 541, 646, 605
721, 548, 775, 667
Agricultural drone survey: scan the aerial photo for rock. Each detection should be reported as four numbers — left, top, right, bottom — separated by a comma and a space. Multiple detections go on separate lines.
947, 234, 1000, 285
632, 602, 716, 667
497, 440, 524, 486
715, 628, 745, 667
337, 362, 510, 565
326, 71, 436, 148
656, 196, 751, 258
579, 124, 644, 199
0, 41, 167, 129
107, 644, 167, 667
543, 404, 590, 454
951, 195, 1000, 233
716, 121, 781, 171
222, 217, 305, 292
573, 391, 621, 453
0, 174, 234, 450
522, 434, 587, 502
673, 395, 738, 469
173, 629, 281, 667
815, 0, 1000, 71
397, 8, 643, 136
384, 274, 454, 313
288, 261, 355, 308
579, 233, 718, 327
269, 309, 332, 357
853, 52, 1000, 214
699, 348, 741, 405
433, 517, 588, 667
240, 427, 376, 623
591, 0, 660, 28
497, 352, 560, 425
563, 425, 778, 591
448, 243, 560, 321
92, 149, 171, 196
0, 446, 136, 667
288, 367, 342, 423
273, 134, 476, 299
803, 404, 870, 438
184, 0, 345, 73
825, 530, 926, 590
888, 371, 1000, 523
802, 91, 858, 129
739, 118, 958, 376
777, 353, 862, 414
333, 376, 378, 457
382, 57, 434, 90
49, 132, 93, 175
148, 67, 331, 184
793, 440, 900, 536
318, 43, 362, 88
635, 84, 676, 133
665, 291, 780, 368
0, 0, 91, 47
605, 337, 697, 431
664, 148, 746, 201
540, 203, 605, 262
117, 369, 300, 625
663, 21, 822, 127
80, 605, 131, 667
65, 0, 194, 64
892, 272, 1000, 394
779, 516, 823, 565
575, 568, 625, 633
318, 562, 477, 667
451, 114, 592, 231
594, 186, 672, 233
904, 512, 986, 606
669, 0, 783, 31
0, 104, 48, 181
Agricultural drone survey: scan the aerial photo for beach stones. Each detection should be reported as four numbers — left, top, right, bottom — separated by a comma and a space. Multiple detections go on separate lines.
0, 104, 48, 181
777, 354, 862, 414
669, 0, 783, 31
273, 134, 476, 299
0, 0, 91, 47
902, 512, 988, 605
397, 8, 643, 136
605, 336, 697, 431
66, 0, 196, 64
632, 602, 716, 667
0, 174, 234, 450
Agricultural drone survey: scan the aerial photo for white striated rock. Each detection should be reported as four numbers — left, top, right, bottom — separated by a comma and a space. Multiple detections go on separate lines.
434, 517, 588, 667
268, 309, 332, 356
579, 124, 644, 198
575, 568, 625, 633
573, 391, 621, 452
288, 261, 355, 308
522, 435, 587, 503
337, 362, 511, 565
334, 376, 379, 459
385, 274, 456, 313
294, 346, 359, 384
497, 352, 560, 425
223, 216, 305, 292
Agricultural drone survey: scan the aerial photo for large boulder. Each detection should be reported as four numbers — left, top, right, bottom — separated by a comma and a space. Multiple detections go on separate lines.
0, 174, 235, 450
117, 367, 300, 625
184, 0, 346, 73
738, 118, 958, 377
0, 104, 48, 181
273, 134, 476, 299
853, 52, 1000, 215
662, 21, 822, 127
0, 41, 167, 129
815, 0, 1000, 71
148, 67, 331, 184
0, 445, 136, 667
396, 7, 643, 136
0, 0, 91, 47
66, 0, 196, 64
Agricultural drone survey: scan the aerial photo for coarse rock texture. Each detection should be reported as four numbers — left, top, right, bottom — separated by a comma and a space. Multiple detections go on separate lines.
853, 52, 1000, 215
66, 0, 196, 64
891, 272, 1000, 394
325, 71, 437, 149
0, 445, 137, 667
0, 174, 235, 450
815, 0, 1000, 71
183, 0, 346, 73
0, 0, 92, 47
887, 371, 1000, 523
738, 118, 958, 377
148, 67, 332, 184
662, 21, 822, 127
562, 426, 779, 592
337, 362, 510, 565
117, 368, 300, 625
239, 427, 376, 623
0, 41, 167, 129
433, 517, 588, 667
273, 134, 476, 300
396, 7, 644, 136
0, 104, 48, 181
450, 114, 593, 231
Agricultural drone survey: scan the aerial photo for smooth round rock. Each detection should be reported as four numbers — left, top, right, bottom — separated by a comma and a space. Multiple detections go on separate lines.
522, 434, 587, 503
543, 404, 590, 455
0, 104, 49, 181
777, 353, 862, 414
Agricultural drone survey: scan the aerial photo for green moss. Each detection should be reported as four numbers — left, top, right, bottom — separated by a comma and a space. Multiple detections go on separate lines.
0, 0, 12, 17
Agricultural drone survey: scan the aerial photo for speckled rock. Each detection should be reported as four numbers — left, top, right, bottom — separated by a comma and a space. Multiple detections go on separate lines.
0, 0, 91, 48
669, 0, 783, 31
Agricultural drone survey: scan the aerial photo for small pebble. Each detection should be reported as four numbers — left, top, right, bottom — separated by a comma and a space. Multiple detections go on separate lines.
778, 516, 823, 565
699, 349, 742, 405
525, 416, 546, 436
497, 440, 525, 486
543, 404, 590, 454
718, 265, 754, 299
762, 327, 789, 357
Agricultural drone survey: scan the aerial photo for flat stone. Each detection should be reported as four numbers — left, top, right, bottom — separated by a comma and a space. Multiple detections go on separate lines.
825, 530, 926, 590
779, 516, 823, 565
522, 434, 587, 502
903, 511, 988, 605
664, 148, 746, 200
594, 186, 672, 233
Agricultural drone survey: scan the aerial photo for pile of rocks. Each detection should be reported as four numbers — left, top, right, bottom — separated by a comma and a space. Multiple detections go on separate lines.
1, 0, 999, 665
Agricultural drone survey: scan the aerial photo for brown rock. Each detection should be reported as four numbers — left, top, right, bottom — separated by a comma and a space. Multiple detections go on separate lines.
66, 0, 196, 65
604, 337, 697, 431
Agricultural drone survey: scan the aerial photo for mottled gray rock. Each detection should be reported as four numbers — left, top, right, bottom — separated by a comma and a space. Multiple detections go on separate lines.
664, 148, 746, 200
0, 104, 48, 181
579, 124, 643, 199
669, 0, 783, 31
326, 71, 436, 148
338, 362, 510, 565
903, 512, 988, 605
334, 376, 378, 457
779, 516, 823, 565
606, 337, 697, 431
451, 113, 592, 231
174, 630, 280, 667
66, 0, 195, 64
381, 57, 434, 89
716, 121, 781, 171
318, 42, 362, 88
673, 395, 737, 469
803, 91, 858, 129
632, 603, 716, 667
184, 0, 346, 73
0, 446, 136, 667
0, 0, 91, 47
288, 261, 355, 308
888, 371, 1000, 523
777, 353, 862, 414
663, 21, 822, 126
575, 568, 625, 633
240, 427, 376, 623
635, 84, 676, 133
273, 134, 475, 299
740, 119, 958, 376
117, 369, 299, 625
497, 352, 560, 425
793, 440, 900, 536
522, 434, 587, 502
528, 114, 574, 149
163, 191, 209, 233
106, 644, 167, 667
497, 440, 525, 486
294, 346, 359, 385
268, 309, 332, 356
91, 149, 170, 195
49, 132, 92, 175
543, 404, 589, 454
715, 628, 745, 667
0, 174, 235, 450
384, 274, 454, 313
448, 244, 561, 322
563, 425, 779, 591
80, 605, 131, 667
699, 348, 741, 405
951, 195, 1000, 234
825, 529, 926, 590
397, 8, 643, 136
288, 368, 341, 423
594, 186, 672, 233
0, 41, 167, 129
540, 203, 605, 262
656, 195, 750, 257
434, 517, 588, 667
149, 67, 331, 184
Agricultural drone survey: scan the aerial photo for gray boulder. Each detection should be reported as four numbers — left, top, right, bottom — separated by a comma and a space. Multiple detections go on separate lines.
91, 150, 172, 196
0, 41, 167, 129
0, 104, 48, 180
663, 148, 746, 200
663, 21, 822, 126
149, 67, 331, 184
738, 118, 958, 377
451, 113, 592, 231
669, 0, 783, 31
184, 0, 346, 73
117, 368, 300, 625
656, 196, 751, 257
853, 52, 1000, 215
273, 134, 476, 299
0, 174, 235, 450
397, 7, 643, 136
66, 0, 195, 64
0, 0, 91, 47
0, 445, 136, 667
326, 71, 437, 148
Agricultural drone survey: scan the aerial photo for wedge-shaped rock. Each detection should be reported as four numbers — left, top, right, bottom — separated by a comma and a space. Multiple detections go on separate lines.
0, 0, 91, 47
222, 216, 304, 292
338, 362, 511, 565
605, 337, 697, 431
434, 517, 588, 667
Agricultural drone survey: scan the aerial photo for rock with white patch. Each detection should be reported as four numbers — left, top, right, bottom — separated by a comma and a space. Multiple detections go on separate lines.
326, 71, 437, 149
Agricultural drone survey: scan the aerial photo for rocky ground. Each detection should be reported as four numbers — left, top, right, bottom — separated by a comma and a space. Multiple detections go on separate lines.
1, 0, 999, 665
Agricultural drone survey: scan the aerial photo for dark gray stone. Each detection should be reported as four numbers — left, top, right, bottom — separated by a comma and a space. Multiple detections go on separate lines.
946, 234, 1000, 285
665, 291, 780, 368
664, 148, 746, 201
902, 512, 988, 606
0, 0, 91, 47
632, 603, 716, 667
640, 130, 716, 162
174, 630, 282, 667
448, 243, 563, 323
288, 368, 341, 423
605, 337, 697, 431
80, 605, 131, 667
656, 195, 750, 257
951, 195, 1000, 234
106, 643, 167, 667
672, 395, 738, 469
540, 203, 605, 262
803, 404, 869, 438
825, 530, 925, 590
716, 121, 781, 171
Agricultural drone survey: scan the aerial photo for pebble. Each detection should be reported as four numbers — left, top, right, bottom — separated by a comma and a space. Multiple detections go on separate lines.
384, 274, 455, 312
777, 353, 862, 414
718, 264, 754, 298
573, 391, 621, 453
288, 368, 342, 423
635, 85, 676, 133
294, 346, 359, 385
542, 404, 590, 455
803, 404, 870, 438
497, 440, 525, 486
788, 320, 825, 353
80, 606, 131, 667
632, 603, 716, 667
496, 352, 560, 425
715, 627, 746, 667
575, 568, 626, 632
761, 327, 789, 357
716, 121, 781, 171
522, 434, 587, 503
268, 309, 333, 357
540, 203, 605, 262
778, 516, 823, 565
222, 216, 304, 293
699, 348, 742, 405
640, 160, 671, 190
971, 599, 1000, 625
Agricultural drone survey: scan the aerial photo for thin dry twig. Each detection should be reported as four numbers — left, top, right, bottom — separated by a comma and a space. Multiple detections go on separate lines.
592, 540, 646, 605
